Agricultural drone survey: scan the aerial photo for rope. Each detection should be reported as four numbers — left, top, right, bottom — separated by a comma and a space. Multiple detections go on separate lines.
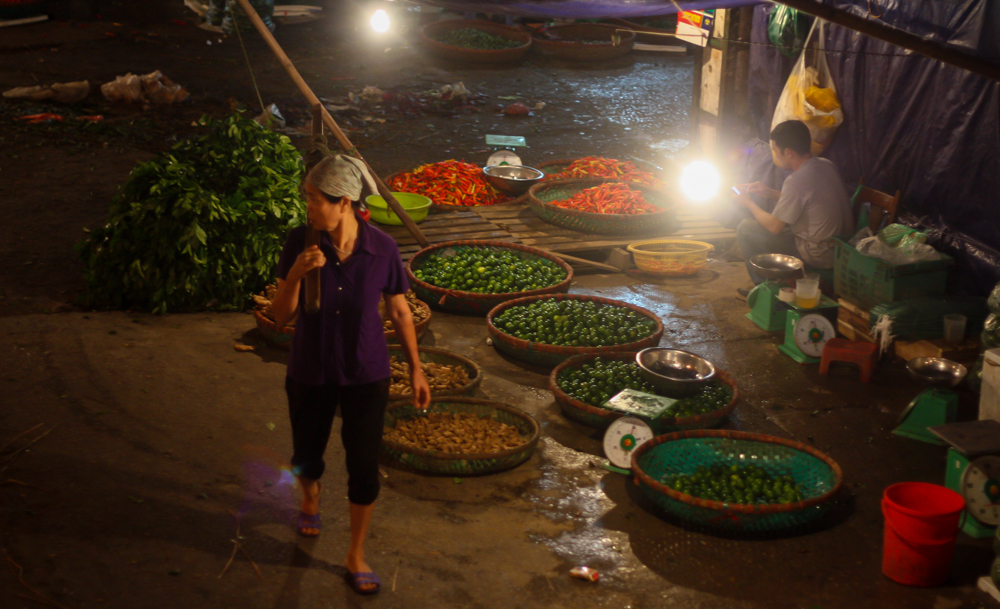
227, 0, 266, 113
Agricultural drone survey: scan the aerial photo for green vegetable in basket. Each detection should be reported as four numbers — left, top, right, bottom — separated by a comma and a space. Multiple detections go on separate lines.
433, 28, 523, 50
493, 299, 656, 347
415, 247, 566, 294
662, 464, 804, 505
666, 383, 732, 419
558, 357, 657, 406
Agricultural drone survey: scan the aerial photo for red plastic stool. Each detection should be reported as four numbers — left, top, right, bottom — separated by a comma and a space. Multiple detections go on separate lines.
819, 338, 878, 382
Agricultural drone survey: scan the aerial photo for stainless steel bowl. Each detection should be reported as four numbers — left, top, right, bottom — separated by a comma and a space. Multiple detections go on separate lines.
749, 253, 804, 281
905, 357, 968, 388
636, 348, 716, 398
483, 165, 544, 194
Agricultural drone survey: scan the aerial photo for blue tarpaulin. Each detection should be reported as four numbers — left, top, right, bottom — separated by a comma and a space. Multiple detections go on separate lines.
746, 1, 1000, 296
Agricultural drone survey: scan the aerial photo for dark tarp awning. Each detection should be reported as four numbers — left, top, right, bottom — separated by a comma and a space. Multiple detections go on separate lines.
419, 0, 756, 20
746, 1, 1000, 295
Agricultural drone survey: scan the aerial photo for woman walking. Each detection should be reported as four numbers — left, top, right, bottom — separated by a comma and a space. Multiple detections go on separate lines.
270, 155, 430, 595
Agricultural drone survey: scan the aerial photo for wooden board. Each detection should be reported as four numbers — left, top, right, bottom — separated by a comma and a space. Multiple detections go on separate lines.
894, 338, 981, 364
378, 203, 736, 262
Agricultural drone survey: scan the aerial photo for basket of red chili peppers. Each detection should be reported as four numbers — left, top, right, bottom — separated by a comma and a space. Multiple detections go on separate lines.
386, 160, 517, 209
526, 178, 677, 235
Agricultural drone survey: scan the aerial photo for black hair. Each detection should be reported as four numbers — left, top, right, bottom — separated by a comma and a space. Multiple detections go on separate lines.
319, 190, 362, 210
769, 120, 812, 157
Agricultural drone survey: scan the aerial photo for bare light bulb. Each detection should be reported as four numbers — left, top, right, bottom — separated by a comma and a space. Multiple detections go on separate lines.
370, 9, 390, 33
679, 160, 721, 203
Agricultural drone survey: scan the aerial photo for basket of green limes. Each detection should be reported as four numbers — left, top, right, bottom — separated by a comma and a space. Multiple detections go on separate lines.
632, 430, 844, 533
407, 240, 573, 316
486, 294, 663, 368
549, 352, 738, 431
420, 20, 532, 64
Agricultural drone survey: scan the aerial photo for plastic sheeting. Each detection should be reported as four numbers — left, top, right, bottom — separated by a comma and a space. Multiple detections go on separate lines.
746, 2, 1000, 297
419, 0, 753, 20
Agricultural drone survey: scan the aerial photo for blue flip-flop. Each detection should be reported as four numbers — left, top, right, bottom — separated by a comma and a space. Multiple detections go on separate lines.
296, 511, 321, 537
345, 571, 381, 595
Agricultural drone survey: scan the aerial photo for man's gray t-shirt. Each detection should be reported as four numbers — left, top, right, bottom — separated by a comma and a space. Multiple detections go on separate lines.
772, 157, 853, 268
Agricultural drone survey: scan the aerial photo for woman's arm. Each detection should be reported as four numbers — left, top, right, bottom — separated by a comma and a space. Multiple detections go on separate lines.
271, 245, 326, 329
384, 293, 431, 410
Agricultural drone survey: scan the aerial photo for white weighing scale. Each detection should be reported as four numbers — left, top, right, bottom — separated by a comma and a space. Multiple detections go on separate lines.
600, 389, 677, 472
929, 419, 1000, 538
485, 134, 526, 167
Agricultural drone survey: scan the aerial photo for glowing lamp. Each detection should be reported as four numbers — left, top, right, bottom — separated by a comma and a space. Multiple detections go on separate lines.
679, 160, 721, 203
370, 9, 390, 33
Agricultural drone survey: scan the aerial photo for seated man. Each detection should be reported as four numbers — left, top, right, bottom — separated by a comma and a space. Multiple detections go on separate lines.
733, 120, 853, 296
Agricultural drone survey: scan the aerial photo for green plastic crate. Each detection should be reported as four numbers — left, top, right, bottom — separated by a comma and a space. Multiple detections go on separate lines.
833, 237, 952, 310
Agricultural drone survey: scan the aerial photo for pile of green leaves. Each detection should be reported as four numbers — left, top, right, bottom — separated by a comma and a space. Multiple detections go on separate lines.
77, 112, 306, 314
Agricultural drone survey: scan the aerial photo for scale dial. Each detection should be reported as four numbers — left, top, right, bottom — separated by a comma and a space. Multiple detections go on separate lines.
793, 313, 835, 358
486, 150, 522, 167
963, 455, 1000, 526
603, 417, 654, 469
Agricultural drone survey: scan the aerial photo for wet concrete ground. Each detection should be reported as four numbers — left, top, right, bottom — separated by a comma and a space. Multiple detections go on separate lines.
1, 260, 994, 609
0, 3, 996, 608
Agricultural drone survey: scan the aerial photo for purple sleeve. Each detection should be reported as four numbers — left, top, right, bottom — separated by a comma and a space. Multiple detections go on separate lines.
276, 228, 304, 281
384, 245, 410, 295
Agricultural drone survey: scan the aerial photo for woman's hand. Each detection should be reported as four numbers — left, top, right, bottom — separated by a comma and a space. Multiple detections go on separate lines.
289, 245, 326, 282
410, 367, 431, 410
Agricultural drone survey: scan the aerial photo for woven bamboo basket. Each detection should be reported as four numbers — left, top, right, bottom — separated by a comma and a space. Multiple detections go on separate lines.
253, 308, 294, 350
255, 296, 431, 350
384, 297, 433, 344
386, 345, 482, 402
631, 430, 844, 533
601, 17, 678, 45
527, 178, 677, 235
485, 293, 664, 369
532, 24, 636, 61
381, 397, 540, 475
627, 239, 715, 277
420, 20, 532, 65
406, 240, 573, 315
549, 352, 739, 431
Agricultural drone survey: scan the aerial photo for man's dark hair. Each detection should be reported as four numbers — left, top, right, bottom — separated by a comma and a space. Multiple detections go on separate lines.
769, 120, 812, 156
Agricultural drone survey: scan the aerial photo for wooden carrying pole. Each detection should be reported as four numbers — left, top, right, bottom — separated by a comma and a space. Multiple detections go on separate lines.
233, 0, 430, 247
301, 103, 324, 314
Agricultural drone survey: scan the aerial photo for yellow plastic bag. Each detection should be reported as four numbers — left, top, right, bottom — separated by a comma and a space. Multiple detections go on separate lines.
771, 20, 843, 157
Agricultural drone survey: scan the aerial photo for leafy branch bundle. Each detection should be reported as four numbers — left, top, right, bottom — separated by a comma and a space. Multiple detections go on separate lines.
78, 113, 306, 313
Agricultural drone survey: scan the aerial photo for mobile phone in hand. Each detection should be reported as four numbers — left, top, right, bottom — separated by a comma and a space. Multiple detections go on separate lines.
732, 186, 741, 195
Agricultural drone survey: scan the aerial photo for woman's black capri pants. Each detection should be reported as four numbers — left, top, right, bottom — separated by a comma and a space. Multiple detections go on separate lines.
285, 376, 390, 506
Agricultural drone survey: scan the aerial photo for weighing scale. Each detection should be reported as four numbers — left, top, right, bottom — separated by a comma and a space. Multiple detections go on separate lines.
485, 134, 526, 167
746, 253, 803, 332
777, 298, 839, 364
745, 254, 838, 363
600, 389, 677, 472
929, 419, 1000, 538
893, 358, 966, 445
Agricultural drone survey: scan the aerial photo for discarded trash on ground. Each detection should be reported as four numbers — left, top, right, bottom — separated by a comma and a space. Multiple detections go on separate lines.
254, 104, 286, 130
101, 71, 190, 104
569, 566, 600, 582
3, 81, 91, 104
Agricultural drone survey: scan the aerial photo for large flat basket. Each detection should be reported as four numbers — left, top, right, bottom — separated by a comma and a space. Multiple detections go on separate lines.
527, 178, 676, 235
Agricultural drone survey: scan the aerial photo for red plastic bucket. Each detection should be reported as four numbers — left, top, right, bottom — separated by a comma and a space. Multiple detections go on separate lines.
881, 482, 965, 586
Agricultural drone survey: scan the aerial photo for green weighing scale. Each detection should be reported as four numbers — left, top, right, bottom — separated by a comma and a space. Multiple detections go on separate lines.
485, 134, 526, 167
929, 419, 1000, 538
745, 254, 839, 364
601, 389, 678, 473
892, 358, 965, 445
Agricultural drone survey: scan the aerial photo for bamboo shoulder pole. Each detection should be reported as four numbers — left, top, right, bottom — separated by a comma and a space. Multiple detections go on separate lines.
233, 0, 430, 247
301, 103, 323, 314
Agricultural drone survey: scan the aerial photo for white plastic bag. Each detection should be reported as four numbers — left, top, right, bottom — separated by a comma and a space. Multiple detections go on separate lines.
101, 71, 189, 104
851, 227, 943, 266
771, 19, 843, 157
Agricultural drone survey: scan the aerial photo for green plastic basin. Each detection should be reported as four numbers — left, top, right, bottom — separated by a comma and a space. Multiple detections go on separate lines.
365, 193, 432, 226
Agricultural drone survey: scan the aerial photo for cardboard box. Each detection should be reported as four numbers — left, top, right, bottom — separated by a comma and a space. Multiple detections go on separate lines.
893, 337, 981, 363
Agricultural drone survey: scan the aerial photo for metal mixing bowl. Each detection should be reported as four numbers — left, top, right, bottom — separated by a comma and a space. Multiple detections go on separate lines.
636, 348, 716, 398
905, 357, 968, 388
483, 165, 544, 194
749, 253, 804, 281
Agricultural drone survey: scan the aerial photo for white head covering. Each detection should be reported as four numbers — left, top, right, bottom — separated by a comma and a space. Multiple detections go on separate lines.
305, 154, 378, 202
